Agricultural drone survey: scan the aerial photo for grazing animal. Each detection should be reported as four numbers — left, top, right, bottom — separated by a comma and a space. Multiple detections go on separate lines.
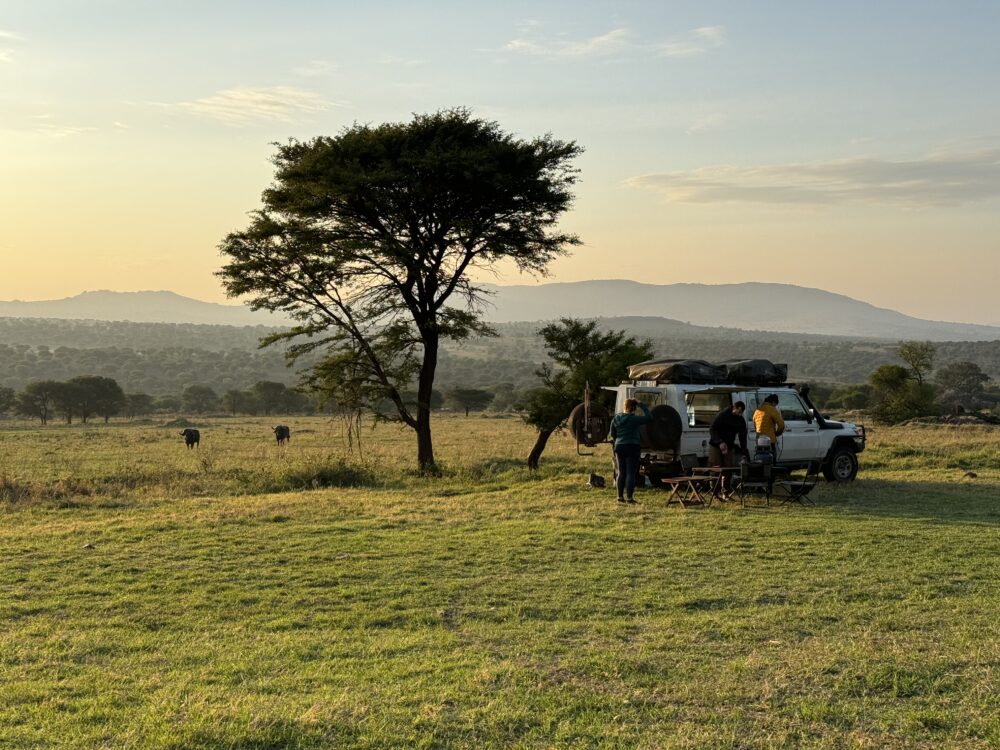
273, 425, 291, 445
588, 473, 607, 489
180, 428, 200, 448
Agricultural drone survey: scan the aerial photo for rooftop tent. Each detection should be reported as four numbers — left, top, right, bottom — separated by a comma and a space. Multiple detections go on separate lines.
717, 359, 788, 386
626, 359, 728, 384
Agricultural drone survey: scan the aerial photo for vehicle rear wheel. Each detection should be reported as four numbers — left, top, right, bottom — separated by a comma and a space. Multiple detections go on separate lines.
823, 447, 858, 482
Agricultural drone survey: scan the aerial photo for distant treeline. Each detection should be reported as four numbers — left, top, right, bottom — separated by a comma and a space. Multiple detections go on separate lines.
1, 317, 1000, 396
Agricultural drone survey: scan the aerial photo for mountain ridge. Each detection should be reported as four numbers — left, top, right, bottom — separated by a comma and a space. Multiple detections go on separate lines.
2, 283, 998, 341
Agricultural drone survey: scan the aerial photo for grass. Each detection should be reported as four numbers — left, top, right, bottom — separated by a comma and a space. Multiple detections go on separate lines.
1, 415, 999, 748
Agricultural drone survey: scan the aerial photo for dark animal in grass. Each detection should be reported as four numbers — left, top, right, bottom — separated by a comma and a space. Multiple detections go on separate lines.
180, 428, 200, 448
273, 425, 291, 445
588, 473, 606, 488
962, 471, 978, 479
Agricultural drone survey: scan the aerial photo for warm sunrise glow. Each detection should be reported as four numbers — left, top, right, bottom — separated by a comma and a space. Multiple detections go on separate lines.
2, 3, 999, 324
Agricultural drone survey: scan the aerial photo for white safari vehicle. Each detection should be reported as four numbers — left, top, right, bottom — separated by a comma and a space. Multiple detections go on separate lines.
571, 358, 866, 484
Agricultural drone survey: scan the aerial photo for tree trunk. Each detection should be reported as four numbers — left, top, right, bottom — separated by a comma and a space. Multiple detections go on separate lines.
415, 332, 439, 474
527, 429, 553, 470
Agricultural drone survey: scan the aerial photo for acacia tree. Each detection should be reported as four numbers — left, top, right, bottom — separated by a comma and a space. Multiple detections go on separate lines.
897, 341, 936, 386
15, 381, 61, 425
219, 109, 581, 472
446, 388, 493, 416
522, 319, 654, 469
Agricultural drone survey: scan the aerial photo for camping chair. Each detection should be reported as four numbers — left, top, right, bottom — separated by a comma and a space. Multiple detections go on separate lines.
773, 460, 821, 506
738, 462, 772, 507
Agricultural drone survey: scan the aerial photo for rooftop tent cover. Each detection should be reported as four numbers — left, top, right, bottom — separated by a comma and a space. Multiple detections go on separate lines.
717, 359, 788, 386
626, 359, 728, 383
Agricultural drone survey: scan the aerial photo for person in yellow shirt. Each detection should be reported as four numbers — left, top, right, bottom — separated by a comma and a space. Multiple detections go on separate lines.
753, 394, 785, 458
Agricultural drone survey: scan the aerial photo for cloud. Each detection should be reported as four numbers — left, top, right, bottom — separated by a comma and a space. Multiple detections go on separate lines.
292, 59, 336, 77
0, 29, 21, 62
659, 25, 727, 57
503, 24, 726, 61
36, 124, 96, 138
176, 86, 335, 125
505, 27, 631, 58
625, 148, 1000, 206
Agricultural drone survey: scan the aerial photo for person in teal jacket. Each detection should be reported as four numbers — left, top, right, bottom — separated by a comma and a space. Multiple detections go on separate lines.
610, 398, 652, 503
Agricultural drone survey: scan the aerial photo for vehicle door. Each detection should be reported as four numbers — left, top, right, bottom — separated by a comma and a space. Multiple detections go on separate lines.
767, 390, 820, 463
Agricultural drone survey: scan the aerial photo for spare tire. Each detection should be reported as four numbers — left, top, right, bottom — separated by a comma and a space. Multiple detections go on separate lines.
642, 404, 683, 451
569, 402, 611, 446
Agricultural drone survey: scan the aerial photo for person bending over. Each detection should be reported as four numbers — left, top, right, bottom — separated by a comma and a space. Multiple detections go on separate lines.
753, 394, 785, 461
610, 398, 652, 504
709, 401, 749, 469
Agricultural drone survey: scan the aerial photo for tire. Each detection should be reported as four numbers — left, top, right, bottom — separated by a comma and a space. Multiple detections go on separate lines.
569, 402, 611, 446
642, 404, 683, 451
823, 446, 858, 482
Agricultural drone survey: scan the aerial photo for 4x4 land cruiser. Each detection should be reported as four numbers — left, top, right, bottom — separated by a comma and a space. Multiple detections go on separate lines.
573, 358, 866, 483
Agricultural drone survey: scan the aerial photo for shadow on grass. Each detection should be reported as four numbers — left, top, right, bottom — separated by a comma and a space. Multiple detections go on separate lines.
168, 718, 358, 750
817, 478, 1000, 526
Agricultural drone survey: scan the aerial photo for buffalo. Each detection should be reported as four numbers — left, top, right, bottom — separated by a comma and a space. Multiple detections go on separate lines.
180, 428, 200, 448
273, 425, 291, 445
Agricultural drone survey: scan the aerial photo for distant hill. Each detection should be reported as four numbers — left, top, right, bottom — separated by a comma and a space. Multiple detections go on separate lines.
0, 290, 289, 326
481, 281, 1000, 341
3, 283, 999, 341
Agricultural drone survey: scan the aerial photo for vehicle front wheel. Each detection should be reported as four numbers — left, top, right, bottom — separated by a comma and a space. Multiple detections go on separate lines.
823, 447, 858, 482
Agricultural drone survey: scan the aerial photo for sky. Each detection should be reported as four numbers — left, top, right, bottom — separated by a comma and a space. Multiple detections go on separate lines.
2, 0, 1000, 324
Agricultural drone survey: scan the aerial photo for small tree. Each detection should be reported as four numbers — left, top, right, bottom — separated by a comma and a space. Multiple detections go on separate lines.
0, 386, 15, 417
218, 109, 581, 473
250, 381, 290, 415
125, 393, 155, 419
15, 381, 61, 425
445, 388, 493, 416
936, 361, 991, 412
523, 319, 654, 469
69, 376, 126, 423
222, 389, 252, 416
897, 341, 936, 386
182, 385, 220, 414
868, 364, 923, 423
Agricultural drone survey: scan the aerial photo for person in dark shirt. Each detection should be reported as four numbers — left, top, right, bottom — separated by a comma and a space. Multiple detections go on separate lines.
610, 398, 652, 504
709, 401, 749, 472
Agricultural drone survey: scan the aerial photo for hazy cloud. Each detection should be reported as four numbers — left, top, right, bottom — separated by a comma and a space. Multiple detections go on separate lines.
0, 29, 20, 62
625, 148, 1000, 206
505, 27, 631, 58
659, 26, 727, 57
177, 86, 335, 125
36, 124, 97, 138
292, 59, 336, 77
504, 24, 726, 61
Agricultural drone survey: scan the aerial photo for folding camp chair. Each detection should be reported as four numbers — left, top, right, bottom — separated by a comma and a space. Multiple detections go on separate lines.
738, 461, 772, 507
773, 460, 821, 506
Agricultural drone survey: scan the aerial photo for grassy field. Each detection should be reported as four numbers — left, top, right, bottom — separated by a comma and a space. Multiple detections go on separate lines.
1, 415, 999, 749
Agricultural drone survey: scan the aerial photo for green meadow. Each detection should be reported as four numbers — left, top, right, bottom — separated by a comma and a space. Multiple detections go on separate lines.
1, 416, 999, 749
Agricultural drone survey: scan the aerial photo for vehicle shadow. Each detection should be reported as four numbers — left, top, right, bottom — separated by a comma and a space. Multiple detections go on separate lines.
813, 477, 1000, 526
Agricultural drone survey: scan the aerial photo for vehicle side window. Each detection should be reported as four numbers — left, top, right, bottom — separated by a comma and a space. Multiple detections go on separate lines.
685, 392, 732, 427
775, 392, 809, 421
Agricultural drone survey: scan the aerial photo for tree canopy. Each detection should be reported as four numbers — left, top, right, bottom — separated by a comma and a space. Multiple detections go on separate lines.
219, 109, 582, 471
